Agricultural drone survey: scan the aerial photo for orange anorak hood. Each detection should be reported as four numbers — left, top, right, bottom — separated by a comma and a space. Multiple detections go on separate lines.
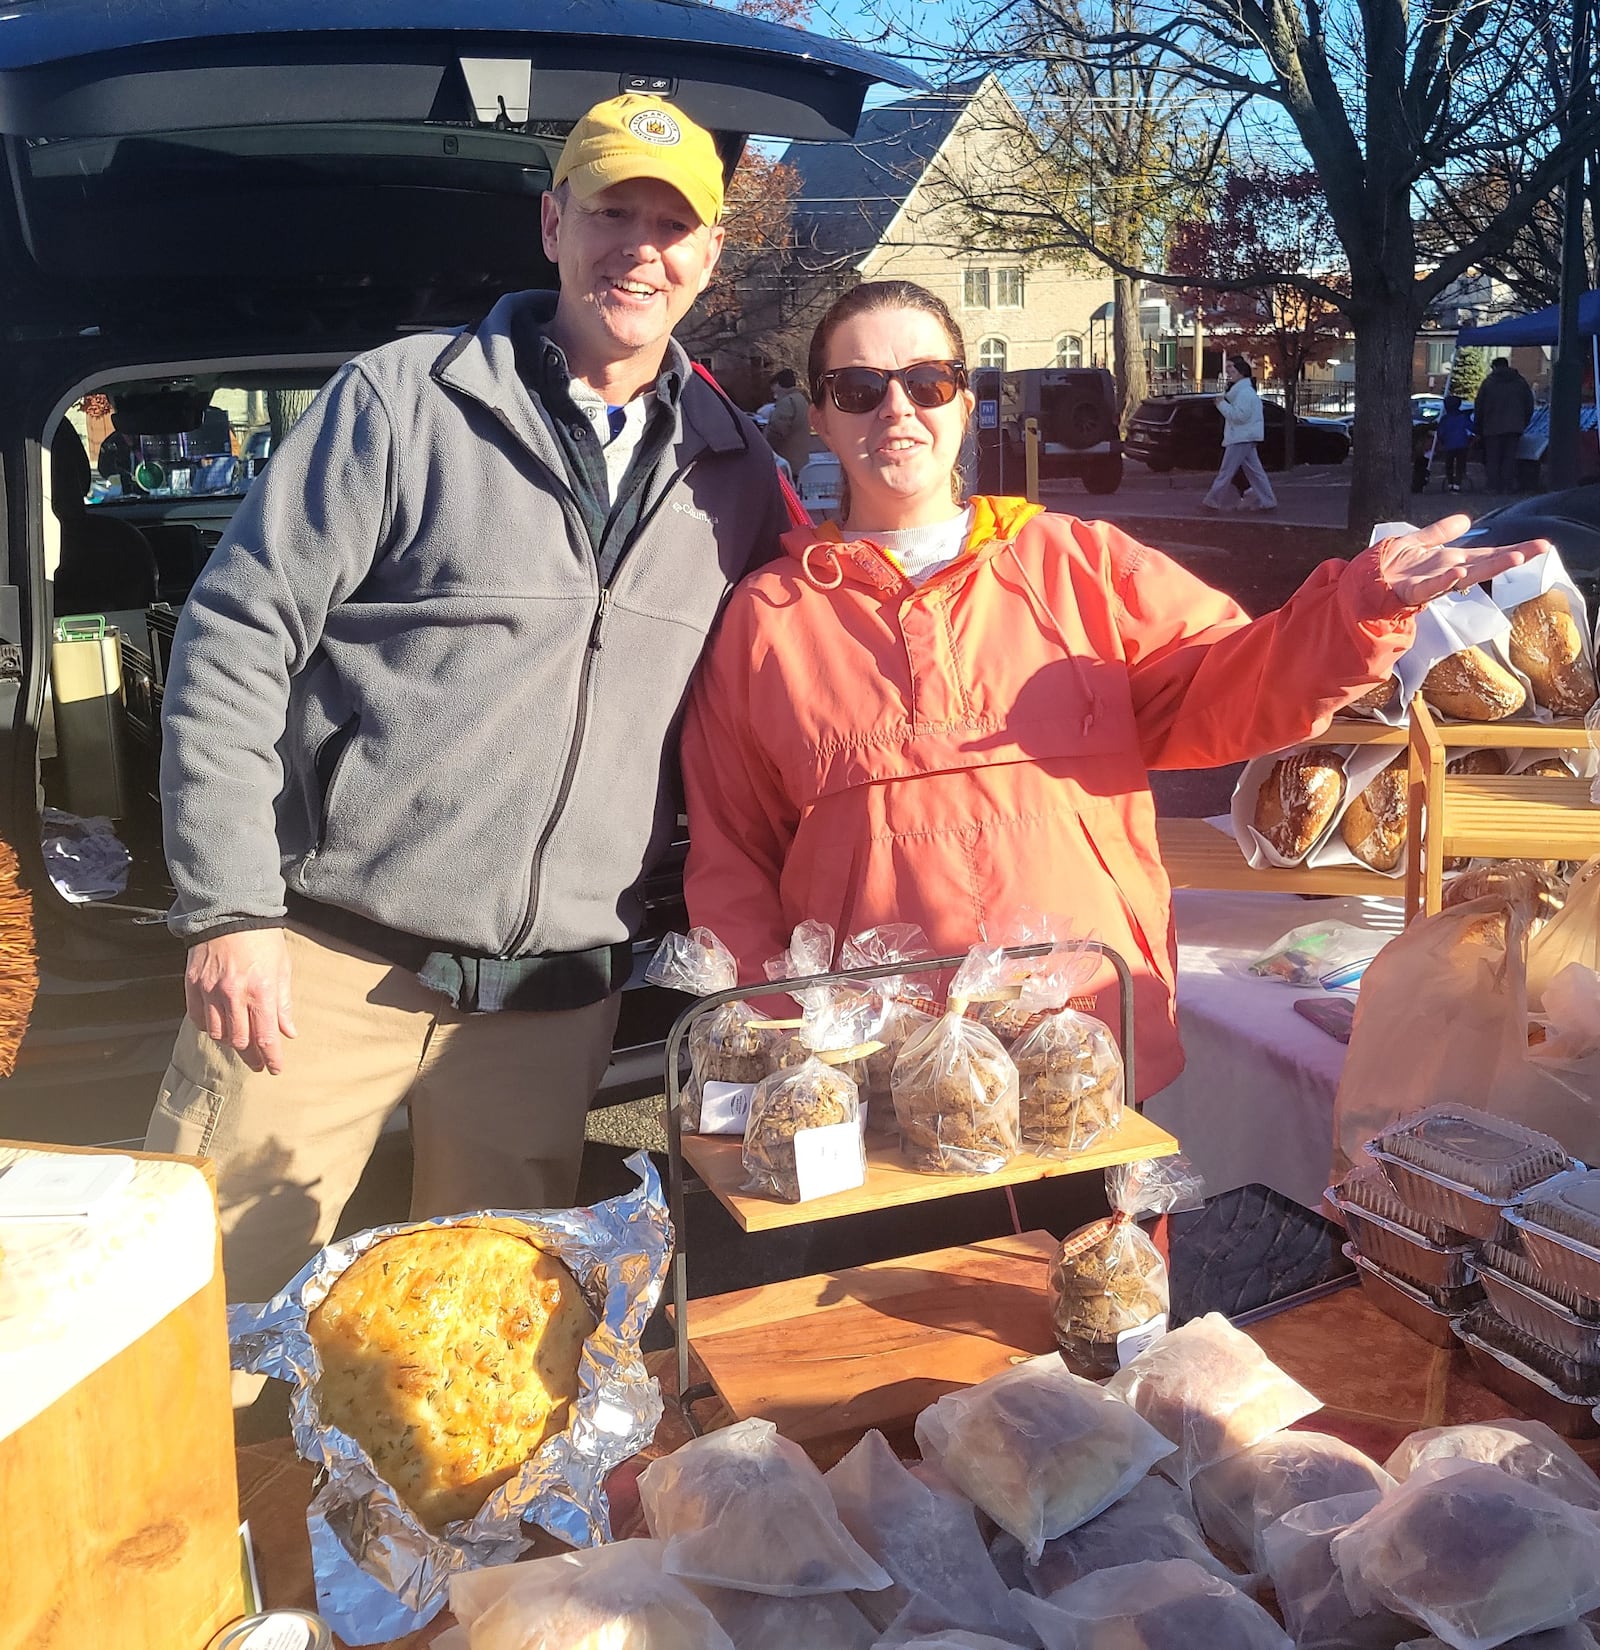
682, 498, 1415, 1098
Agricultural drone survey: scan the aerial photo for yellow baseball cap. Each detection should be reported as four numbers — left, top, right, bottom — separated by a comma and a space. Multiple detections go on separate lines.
553, 95, 724, 226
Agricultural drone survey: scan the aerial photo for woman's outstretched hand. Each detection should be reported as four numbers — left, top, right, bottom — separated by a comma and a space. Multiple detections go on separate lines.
1376, 513, 1548, 608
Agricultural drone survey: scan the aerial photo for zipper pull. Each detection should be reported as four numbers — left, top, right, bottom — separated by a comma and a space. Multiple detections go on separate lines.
589, 588, 611, 649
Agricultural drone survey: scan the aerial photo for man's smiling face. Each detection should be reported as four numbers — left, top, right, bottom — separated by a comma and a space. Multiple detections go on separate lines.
541, 177, 725, 370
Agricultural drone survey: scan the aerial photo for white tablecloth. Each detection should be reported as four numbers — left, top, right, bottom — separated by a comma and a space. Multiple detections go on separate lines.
1144, 888, 1407, 1211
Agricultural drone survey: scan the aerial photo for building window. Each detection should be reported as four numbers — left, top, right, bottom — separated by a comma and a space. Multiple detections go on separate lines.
1054, 334, 1084, 367
963, 268, 991, 309
996, 268, 1025, 307
978, 336, 1008, 371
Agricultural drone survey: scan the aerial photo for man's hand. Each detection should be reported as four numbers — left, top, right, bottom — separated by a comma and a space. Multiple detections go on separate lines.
1378, 513, 1546, 608
185, 929, 297, 1075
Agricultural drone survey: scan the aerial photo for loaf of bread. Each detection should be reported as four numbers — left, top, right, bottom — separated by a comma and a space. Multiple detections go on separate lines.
1253, 747, 1346, 860
1346, 679, 1394, 712
1340, 757, 1407, 871
309, 1222, 595, 1530
1508, 591, 1597, 717
1447, 748, 1510, 777
1522, 756, 1575, 777
1421, 646, 1526, 720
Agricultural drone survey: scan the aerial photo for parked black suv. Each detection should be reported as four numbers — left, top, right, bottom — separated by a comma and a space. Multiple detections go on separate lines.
1126, 394, 1351, 472
973, 366, 1122, 494
0, 0, 915, 1149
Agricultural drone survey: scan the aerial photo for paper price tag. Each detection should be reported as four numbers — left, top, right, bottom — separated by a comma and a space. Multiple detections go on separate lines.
1116, 1313, 1169, 1369
0, 1152, 135, 1221
792, 1119, 867, 1202
698, 1081, 755, 1135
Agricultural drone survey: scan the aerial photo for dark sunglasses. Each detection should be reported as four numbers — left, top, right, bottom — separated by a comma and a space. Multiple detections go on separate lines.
813, 360, 968, 414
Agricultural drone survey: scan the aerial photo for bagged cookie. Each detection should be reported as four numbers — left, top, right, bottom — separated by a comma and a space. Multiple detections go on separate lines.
743, 1055, 865, 1203
646, 929, 771, 1133
839, 924, 940, 1123
1014, 1002, 1124, 1158
892, 947, 1021, 1174
1047, 1156, 1204, 1376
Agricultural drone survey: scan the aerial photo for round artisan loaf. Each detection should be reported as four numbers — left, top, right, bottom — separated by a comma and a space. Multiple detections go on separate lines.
1252, 746, 1346, 861
1508, 590, 1597, 717
1346, 679, 1394, 712
1421, 646, 1526, 720
1340, 757, 1407, 871
309, 1220, 596, 1530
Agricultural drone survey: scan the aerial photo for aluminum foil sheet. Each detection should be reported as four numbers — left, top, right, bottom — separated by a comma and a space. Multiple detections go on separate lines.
229, 1150, 671, 1645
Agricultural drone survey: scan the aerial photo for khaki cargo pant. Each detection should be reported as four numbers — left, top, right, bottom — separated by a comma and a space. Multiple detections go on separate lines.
144, 921, 621, 1316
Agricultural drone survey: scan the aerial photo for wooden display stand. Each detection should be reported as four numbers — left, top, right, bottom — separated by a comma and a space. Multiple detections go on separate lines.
663, 944, 1180, 1441
1159, 709, 1600, 919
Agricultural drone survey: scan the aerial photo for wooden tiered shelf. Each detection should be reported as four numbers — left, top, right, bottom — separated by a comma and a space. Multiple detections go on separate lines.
1155, 711, 1600, 919
681, 1108, 1178, 1233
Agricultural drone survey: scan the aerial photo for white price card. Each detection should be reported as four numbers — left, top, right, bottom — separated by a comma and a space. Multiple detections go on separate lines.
792, 1119, 867, 1202
0, 1152, 134, 1221
1116, 1313, 1169, 1369
698, 1080, 755, 1135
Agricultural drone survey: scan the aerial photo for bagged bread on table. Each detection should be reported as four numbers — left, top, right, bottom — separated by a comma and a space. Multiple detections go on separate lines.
637, 1417, 891, 1597
1012, 1556, 1293, 1650
1022, 1471, 1250, 1600
1046, 1155, 1205, 1376
448, 1538, 734, 1650
823, 1428, 1032, 1640
1259, 1490, 1414, 1650
1492, 551, 1599, 719
913, 1352, 1175, 1561
1398, 1630, 1600, 1650
689, 1583, 876, 1650
1383, 1418, 1600, 1512
1341, 754, 1409, 871
839, 924, 940, 1120
646, 929, 771, 1133
1442, 860, 1568, 932
892, 947, 1020, 1174
1332, 1458, 1600, 1650
1252, 745, 1348, 860
1104, 1311, 1322, 1488
1190, 1427, 1394, 1571
1422, 645, 1527, 720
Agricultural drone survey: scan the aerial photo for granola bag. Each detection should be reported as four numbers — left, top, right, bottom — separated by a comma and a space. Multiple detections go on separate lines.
646, 930, 770, 1133
742, 1056, 865, 1203
892, 947, 1020, 1174
1047, 1156, 1205, 1376
637, 1418, 891, 1598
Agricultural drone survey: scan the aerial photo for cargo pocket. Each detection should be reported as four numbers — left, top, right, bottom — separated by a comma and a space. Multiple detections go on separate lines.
151, 1066, 228, 1157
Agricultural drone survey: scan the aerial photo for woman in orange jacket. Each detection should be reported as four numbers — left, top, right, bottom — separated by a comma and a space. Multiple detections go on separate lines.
679, 281, 1542, 1099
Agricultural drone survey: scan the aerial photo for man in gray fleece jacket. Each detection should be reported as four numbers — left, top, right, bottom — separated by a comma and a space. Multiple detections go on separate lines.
145, 95, 788, 1314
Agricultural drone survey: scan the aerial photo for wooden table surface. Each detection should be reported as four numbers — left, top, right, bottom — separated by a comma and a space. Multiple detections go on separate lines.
239, 1287, 1600, 1647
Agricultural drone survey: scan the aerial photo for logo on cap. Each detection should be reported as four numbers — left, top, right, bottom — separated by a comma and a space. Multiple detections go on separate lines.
628, 109, 682, 146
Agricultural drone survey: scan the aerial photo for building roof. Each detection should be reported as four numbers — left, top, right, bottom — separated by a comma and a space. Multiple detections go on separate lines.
783, 78, 984, 261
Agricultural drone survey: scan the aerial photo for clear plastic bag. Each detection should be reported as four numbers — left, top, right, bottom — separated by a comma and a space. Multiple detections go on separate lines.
741, 1055, 864, 1202
1247, 920, 1381, 988
764, 919, 838, 1004
840, 924, 939, 1120
646, 929, 769, 1133
1022, 1472, 1250, 1600
892, 947, 1021, 1174
1103, 1312, 1322, 1488
871, 1632, 1035, 1650
1047, 1156, 1205, 1375
1191, 1429, 1394, 1572
823, 1428, 1032, 1639
689, 1584, 877, 1649
1258, 1490, 1412, 1650
913, 1353, 1175, 1561
1382, 1419, 1600, 1513
1397, 1630, 1600, 1649
637, 1418, 891, 1598
1014, 1007, 1124, 1158
1013, 1556, 1293, 1650
1332, 1457, 1600, 1650
448, 1538, 734, 1650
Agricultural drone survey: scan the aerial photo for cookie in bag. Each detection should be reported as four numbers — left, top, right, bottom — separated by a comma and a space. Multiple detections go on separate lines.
1015, 1008, 1124, 1156
892, 1013, 1019, 1174
742, 1056, 864, 1203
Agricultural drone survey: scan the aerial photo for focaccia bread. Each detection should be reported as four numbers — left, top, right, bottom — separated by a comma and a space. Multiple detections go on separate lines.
1253, 747, 1346, 860
309, 1221, 595, 1530
1509, 590, 1597, 717
1421, 646, 1526, 720
1340, 758, 1407, 871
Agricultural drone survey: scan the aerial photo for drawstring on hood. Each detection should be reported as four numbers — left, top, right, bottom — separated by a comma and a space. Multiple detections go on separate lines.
800, 541, 845, 590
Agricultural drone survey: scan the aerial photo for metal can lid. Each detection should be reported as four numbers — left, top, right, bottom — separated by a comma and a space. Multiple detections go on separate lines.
206, 1610, 335, 1650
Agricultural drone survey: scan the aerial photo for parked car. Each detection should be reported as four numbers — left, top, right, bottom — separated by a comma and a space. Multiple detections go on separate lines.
0, 0, 915, 1147
1125, 394, 1351, 472
973, 366, 1123, 494
1458, 483, 1600, 613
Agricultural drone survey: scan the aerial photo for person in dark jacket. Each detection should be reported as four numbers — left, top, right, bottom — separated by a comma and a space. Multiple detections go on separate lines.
1437, 394, 1474, 492
145, 95, 789, 1331
1475, 357, 1535, 493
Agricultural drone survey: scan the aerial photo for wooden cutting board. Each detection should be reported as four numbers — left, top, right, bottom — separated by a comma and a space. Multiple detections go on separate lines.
0, 1141, 243, 1650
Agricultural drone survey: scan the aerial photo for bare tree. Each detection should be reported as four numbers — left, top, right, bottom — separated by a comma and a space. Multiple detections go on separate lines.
895, 0, 1600, 535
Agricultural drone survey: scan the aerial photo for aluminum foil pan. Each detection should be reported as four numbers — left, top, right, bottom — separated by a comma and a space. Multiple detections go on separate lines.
228, 1150, 671, 1645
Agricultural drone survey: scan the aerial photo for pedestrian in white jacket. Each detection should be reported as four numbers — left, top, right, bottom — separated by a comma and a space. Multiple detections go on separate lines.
1203, 354, 1277, 512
